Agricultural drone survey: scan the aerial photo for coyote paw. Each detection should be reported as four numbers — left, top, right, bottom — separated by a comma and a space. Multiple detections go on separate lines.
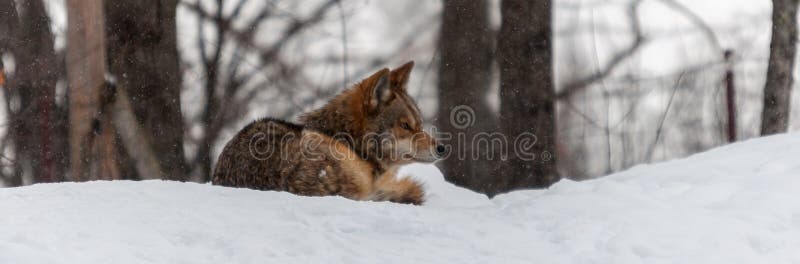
372, 176, 426, 205
390, 177, 425, 205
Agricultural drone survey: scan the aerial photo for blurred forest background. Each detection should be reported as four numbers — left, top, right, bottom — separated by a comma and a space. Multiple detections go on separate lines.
0, 0, 797, 195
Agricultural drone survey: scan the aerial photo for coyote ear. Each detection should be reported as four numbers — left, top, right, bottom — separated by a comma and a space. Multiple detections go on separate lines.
390, 61, 414, 91
367, 69, 392, 110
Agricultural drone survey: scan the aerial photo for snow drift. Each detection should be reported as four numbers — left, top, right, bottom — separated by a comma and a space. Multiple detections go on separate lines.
1, 134, 800, 263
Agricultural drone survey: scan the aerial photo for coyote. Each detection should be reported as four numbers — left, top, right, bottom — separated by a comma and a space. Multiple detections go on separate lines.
212, 61, 444, 205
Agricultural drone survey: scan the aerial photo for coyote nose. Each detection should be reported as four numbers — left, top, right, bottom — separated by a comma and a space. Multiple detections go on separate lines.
435, 144, 446, 157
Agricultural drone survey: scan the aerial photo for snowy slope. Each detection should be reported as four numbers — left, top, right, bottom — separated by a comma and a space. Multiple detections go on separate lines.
2, 134, 800, 263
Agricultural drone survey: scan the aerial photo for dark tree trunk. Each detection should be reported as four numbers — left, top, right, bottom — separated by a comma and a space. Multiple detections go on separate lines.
0, 0, 22, 186
2, 0, 60, 184
196, 0, 225, 183
761, 0, 798, 135
437, 0, 497, 194
496, 0, 559, 193
105, 0, 187, 181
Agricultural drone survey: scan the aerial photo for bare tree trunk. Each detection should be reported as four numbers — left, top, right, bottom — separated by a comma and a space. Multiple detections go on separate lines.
496, 0, 559, 193
17, 0, 58, 183
106, 82, 165, 179
66, 0, 116, 181
0, 0, 12, 52
105, 0, 187, 181
196, 0, 225, 183
437, 0, 497, 194
0, 0, 22, 186
761, 0, 798, 135
0, 0, 63, 184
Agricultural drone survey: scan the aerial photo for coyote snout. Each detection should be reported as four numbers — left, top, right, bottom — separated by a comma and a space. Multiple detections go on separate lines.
380, 129, 443, 164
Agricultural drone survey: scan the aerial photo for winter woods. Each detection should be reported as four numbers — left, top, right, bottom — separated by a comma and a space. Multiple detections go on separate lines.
0, 0, 797, 196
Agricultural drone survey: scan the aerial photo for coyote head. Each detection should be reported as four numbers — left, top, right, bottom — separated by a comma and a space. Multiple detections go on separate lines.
301, 61, 444, 169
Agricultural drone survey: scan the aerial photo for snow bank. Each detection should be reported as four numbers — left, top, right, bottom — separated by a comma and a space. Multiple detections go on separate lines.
2, 134, 800, 263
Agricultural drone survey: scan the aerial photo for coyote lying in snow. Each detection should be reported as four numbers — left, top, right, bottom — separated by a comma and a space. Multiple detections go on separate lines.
212, 61, 444, 205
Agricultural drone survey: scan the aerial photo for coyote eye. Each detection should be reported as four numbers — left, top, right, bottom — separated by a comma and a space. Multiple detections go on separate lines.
400, 122, 412, 131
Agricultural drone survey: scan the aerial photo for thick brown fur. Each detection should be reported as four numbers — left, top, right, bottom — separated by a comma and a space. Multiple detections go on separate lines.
212, 62, 436, 205
212, 118, 425, 204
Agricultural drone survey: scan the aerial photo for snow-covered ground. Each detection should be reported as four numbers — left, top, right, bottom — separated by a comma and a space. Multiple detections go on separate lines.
2, 133, 800, 263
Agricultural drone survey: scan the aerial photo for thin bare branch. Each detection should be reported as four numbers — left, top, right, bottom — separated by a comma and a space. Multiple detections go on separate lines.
336, 0, 349, 89
656, 0, 722, 53
645, 72, 685, 162
557, 0, 646, 100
